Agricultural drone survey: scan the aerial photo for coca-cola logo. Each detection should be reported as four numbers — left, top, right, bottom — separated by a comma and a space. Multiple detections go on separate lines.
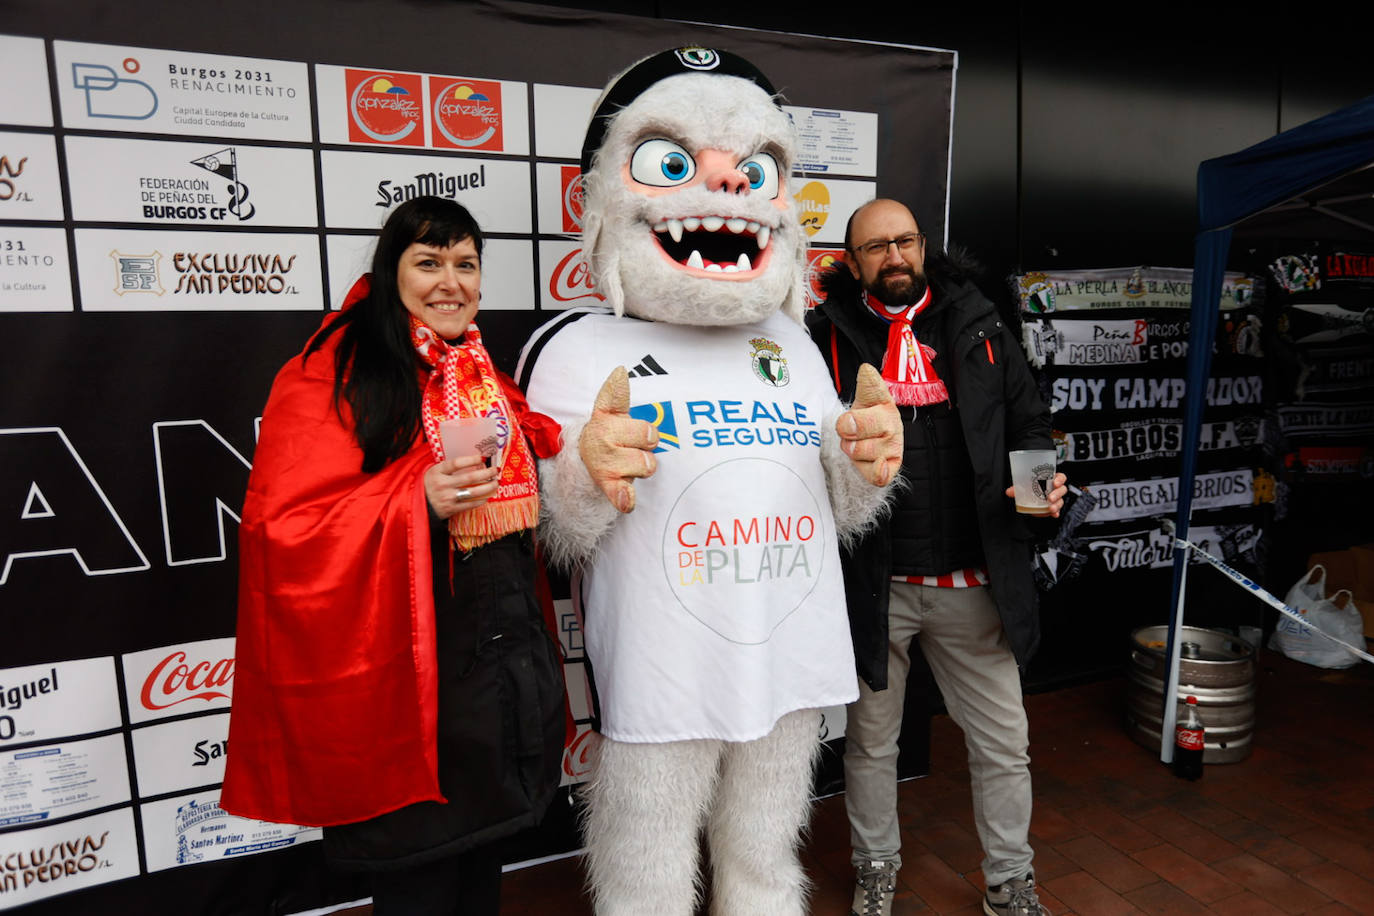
560, 166, 584, 233
1175, 728, 1204, 751
562, 727, 594, 779
140, 651, 234, 711
804, 248, 843, 308
549, 248, 602, 303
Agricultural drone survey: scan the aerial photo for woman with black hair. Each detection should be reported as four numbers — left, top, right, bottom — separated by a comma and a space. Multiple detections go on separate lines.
222, 196, 566, 914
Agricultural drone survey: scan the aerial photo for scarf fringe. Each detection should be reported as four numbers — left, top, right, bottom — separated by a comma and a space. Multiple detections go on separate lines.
886, 378, 949, 407
448, 494, 541, 552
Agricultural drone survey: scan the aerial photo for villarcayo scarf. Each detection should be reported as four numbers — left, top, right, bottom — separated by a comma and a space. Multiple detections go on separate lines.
862, 288, 948, 407
411, 315, 540, 550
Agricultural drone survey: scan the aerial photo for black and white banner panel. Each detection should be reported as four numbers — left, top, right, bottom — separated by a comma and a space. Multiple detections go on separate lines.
1084, 520, 1263, 574
1016, 266, 1254, 314
1277, 401, 1374, 440
1052, 416, 1264, 464
1022, 313, 1262, 369
1047, 371, 1263, 415
0, 2, 956, 912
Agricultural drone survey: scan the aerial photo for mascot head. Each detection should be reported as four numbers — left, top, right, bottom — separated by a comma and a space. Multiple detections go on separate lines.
579, 47, 807, 326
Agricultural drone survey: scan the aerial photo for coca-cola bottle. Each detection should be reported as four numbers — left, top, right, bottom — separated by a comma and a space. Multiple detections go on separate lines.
1173, 695, 1204, 780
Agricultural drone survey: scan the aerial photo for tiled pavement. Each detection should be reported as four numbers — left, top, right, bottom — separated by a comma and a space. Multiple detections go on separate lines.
362, 648, 1374, 914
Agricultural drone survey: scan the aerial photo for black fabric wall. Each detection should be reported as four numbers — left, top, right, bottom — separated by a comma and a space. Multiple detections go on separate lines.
537, 1, 1374, 685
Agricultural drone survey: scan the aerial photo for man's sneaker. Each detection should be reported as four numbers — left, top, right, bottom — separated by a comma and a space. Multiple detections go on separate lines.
984, 872, 1050, 916
850, 859, 897, 916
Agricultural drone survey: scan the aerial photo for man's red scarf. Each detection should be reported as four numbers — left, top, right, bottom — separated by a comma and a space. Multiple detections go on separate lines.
863, 288, 948, 407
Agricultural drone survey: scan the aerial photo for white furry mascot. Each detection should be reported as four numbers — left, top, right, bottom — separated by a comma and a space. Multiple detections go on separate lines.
517, 47, 901, 916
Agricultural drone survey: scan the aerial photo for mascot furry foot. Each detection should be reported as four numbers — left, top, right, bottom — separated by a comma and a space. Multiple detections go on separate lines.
517, 47, 900, 914
582, 709, 819, 916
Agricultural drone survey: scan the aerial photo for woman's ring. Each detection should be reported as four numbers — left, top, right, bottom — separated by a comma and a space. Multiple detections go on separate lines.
455, 488, 472, 500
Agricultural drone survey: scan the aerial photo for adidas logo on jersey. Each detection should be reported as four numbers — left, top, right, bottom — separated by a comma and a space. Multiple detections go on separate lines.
628, 354, 669, 378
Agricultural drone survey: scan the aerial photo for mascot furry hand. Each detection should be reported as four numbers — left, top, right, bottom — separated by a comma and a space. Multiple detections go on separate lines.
517, 48, 899, 916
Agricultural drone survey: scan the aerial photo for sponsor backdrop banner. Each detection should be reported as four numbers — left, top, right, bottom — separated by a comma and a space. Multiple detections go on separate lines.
0, 1, 955, 912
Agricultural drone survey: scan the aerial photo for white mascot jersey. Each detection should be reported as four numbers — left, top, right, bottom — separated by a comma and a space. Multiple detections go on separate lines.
521, 306, 857, 743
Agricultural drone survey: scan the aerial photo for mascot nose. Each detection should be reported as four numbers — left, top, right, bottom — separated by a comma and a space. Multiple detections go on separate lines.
698, 149, 750, 195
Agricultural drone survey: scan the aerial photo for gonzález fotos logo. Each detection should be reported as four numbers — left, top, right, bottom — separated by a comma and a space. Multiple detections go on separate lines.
346, 69, 424, 146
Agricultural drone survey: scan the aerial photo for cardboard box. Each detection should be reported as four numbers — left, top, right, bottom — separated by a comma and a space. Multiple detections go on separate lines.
1355, 598, 1374, 640
1307, 549, 1358, 594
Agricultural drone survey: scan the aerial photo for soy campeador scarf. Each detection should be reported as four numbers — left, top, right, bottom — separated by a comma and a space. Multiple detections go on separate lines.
411, 315, 540, 550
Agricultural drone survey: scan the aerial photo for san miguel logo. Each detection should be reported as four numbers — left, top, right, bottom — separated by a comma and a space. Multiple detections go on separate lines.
377, 165, 488, 208
111, 250, 164, 295
140, 649, 234, 711
548, 248, 602, 304
804, 249, 843, 309
561, 166, 584, 232
429, 77, 502, 151
750, 337, 790, 387
346, 69, 424, 146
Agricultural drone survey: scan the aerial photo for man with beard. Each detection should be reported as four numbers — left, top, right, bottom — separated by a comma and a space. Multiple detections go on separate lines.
806, 199, 1065, 916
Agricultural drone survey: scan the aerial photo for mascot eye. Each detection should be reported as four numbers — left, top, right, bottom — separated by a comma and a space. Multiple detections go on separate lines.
630, 139, 697, 187
738, 153, 780, 199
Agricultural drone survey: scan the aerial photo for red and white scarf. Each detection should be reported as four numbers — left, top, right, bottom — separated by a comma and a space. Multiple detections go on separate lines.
411, 315, 540, 551
863, 288, 948, 407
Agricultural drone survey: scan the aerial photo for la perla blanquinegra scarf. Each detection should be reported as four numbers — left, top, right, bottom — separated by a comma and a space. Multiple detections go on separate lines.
411, 314, 540, 550
862, 287, 948, 407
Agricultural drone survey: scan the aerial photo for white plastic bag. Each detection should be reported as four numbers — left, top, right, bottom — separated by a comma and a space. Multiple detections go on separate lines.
1270, 565, 1364, 668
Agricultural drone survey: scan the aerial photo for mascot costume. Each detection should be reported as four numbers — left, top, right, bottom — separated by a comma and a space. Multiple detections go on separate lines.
517, 48, 901, 915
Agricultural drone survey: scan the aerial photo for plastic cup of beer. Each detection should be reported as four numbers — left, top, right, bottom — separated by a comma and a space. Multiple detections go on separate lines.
1009, 449, 1056, 516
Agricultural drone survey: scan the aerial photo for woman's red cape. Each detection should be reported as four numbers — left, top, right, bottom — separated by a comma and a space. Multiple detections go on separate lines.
220, 278, 561, 827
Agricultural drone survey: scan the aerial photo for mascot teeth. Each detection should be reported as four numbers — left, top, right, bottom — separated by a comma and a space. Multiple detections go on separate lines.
651, 216, 771, 273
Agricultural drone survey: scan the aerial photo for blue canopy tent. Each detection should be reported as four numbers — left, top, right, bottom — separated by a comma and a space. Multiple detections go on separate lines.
1163, 95, 1374, 762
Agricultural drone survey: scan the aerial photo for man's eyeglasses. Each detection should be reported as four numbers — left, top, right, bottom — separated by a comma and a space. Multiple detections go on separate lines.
852, 233, 924, 260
